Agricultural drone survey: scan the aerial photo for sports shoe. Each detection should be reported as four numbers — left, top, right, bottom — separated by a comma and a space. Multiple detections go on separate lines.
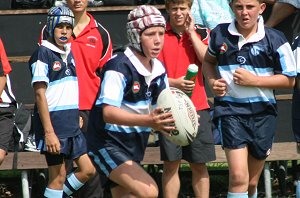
24, 135, 39, 152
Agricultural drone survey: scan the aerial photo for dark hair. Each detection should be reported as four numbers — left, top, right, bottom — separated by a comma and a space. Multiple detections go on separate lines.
230, 0, 264, 3
165, 0, 193, 10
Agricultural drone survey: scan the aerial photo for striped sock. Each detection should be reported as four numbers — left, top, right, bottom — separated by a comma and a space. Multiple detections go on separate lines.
63, 173, 84, 196
227, 191, 248, 198
44, 188, 63, 198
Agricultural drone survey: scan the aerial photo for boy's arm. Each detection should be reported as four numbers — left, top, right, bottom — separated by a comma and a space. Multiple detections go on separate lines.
186, 12, 208, 63
34, 82, 60, 154
102, 104, 175, 133
233, 68, 295, 89
202, 51, 227, 97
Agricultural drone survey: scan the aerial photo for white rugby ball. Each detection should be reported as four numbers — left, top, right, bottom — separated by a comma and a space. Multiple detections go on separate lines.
157, 87, 198, 146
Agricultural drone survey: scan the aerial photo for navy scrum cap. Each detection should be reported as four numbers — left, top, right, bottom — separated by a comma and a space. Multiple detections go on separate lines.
47, 6, 75, 37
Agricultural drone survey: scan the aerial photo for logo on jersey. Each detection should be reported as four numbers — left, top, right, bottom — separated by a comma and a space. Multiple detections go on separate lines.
132, 81, 140, 94
251, 45, 262, 56
86, 36, 98, 48
237, 56, 246, 64
52, 61, 62, 71
219, 43, 228, 54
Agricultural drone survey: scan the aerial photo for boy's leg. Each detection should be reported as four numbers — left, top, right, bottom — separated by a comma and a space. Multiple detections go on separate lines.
161, 160, 181, 198
64, 137, 95, 196
247, 154, 265, 197
109, 160, 158, 198
225, 147, 249, 194
190, 162, 210, 197
45, 163, 66, 197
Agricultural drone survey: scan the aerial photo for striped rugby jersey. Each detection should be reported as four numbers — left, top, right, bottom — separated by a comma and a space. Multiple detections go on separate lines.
208, 16, 297, 118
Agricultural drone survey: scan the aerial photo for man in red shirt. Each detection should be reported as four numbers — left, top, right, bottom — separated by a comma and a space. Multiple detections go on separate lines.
0, 37, 17, 167
158, 0, 216, 197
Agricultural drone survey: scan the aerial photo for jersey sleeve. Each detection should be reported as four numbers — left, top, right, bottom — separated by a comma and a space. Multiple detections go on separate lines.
194, 24, 210, 45
95, 69, 125, 108
0, 38, 12, 76
292, 36, 300, 74
29, 47, 50, 86
207, 27, 219, 57
272, 31, 297, 77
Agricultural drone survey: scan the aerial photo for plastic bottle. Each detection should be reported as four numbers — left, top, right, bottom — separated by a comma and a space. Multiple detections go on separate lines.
184, 64, 198, 97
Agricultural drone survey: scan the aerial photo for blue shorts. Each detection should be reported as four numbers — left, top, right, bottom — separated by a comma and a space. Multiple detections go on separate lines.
292, 88, 300, 142
215, 113, 276, 160
88, 144, 137, 177
38, 132, 87, 166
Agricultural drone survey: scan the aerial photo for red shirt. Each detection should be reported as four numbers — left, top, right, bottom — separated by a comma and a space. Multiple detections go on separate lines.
158, 23, 209, 111
39, 13, 113, 110
70, 13, 112, 110
0, 38, 12, 75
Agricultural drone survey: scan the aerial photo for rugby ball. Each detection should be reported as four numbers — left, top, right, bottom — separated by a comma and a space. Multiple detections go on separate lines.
157, 87, 198, 146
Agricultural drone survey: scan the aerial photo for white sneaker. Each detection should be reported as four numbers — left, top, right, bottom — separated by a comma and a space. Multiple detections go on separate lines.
24, 135, 39, 152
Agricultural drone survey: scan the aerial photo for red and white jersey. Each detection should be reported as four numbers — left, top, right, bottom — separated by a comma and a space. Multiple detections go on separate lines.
0, 38, 16, 106
158, 23, 210, 111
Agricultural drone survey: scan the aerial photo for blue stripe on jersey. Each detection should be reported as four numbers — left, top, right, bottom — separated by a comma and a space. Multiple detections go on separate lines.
48, 76, 77, 86
49, 104, 79, 112
219, 64, 274, 74
32, 76, 49, 84
219, 96, 276, 104
105, 124, 152, 133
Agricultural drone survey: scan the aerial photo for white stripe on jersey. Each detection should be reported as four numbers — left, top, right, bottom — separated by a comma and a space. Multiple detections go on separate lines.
46, 76, 79, 111
278, 42, 297, 76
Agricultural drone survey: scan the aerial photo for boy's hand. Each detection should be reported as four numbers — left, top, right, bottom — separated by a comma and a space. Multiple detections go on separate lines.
150, 107, 175, 134
233, 67, 257, 86
185, 12, 195, 35
171, 76, 195, 94
211, 78, 227, 97
45, 132, 60, 154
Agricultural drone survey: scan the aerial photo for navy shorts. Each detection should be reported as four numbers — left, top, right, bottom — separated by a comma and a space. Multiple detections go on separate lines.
88, 144, 137, 177
38, 132, 87, 166
0, 106, 16, 153
292, 88, 300, 142
159, 109, 216, 163
215, 113, 276, 160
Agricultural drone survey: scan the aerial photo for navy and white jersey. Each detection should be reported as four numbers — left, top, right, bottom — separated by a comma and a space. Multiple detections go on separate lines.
292, 36, 300, 74
87, 47, 168, 163
208, 16, 296, 118
29, 40, 81, 139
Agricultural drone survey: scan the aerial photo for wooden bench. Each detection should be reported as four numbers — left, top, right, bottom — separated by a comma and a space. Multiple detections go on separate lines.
1, 142, 300, 198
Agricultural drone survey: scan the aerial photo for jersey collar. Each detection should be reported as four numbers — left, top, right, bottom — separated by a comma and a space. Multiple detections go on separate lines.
124, 47, 166, 78
228, 16, 265, 49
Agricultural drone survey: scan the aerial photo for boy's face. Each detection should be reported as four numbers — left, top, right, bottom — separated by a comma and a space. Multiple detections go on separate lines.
67, 0, 88, 13
53, 23, 73, 50
231, 0, 266, 35
167, 2, 190, 28
140, 26, 165, 59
